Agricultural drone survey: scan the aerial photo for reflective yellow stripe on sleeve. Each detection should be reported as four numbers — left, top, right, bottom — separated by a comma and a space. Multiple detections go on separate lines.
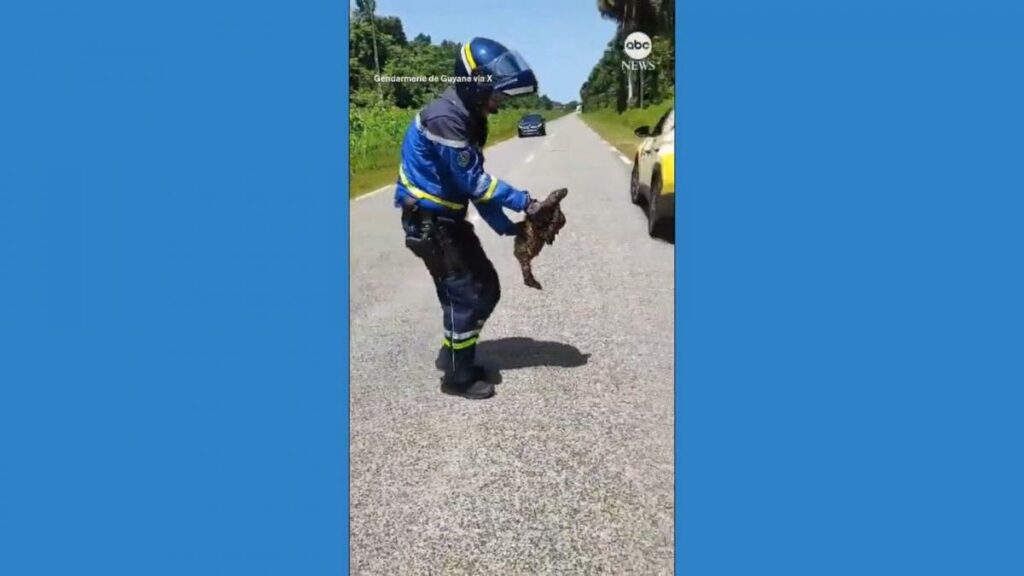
479, 175, 499, 202
398, 165, 465, 210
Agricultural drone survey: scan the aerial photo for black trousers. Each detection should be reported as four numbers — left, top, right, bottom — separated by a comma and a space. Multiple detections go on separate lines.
402, 209, 500, 380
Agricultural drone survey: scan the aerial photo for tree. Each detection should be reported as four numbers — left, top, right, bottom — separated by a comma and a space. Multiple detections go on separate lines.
583, 0, 675, 111
596, 0, 673, 35
348, 14, 559, 110
354, 0, 382, 97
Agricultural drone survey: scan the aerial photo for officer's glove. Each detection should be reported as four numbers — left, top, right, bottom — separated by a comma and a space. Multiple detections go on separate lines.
525, 199, 545, 222
516, 196, 548, 235
508, 221, 526, 237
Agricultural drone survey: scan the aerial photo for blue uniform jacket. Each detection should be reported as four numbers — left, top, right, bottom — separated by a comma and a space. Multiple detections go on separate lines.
393, 87, 531, 235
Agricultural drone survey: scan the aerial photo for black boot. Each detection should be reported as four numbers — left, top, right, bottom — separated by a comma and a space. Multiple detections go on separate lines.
439, 345, 494, 400
440, 372, 495, 399
434, 345, 449, 371
435, 346, 492, 383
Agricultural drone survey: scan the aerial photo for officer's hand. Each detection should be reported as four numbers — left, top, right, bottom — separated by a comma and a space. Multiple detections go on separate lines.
507, 221, 526, 237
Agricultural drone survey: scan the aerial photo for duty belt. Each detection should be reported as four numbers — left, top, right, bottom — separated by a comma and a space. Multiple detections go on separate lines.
401, 195, 465, 227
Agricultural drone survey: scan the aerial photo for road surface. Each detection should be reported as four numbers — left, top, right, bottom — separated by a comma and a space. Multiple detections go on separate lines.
350, 113, 675, 575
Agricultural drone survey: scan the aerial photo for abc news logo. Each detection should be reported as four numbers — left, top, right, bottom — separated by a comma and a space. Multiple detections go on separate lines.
622, 32, 656, 71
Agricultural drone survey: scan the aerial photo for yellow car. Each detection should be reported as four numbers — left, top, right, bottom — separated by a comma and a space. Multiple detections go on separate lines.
630, 109, 675, 238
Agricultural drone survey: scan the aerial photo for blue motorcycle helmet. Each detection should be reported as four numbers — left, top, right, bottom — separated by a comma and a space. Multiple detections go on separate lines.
454, 37, 538, 113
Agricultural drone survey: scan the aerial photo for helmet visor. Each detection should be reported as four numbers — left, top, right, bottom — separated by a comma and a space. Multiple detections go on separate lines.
488, 51, 537, 96
489, 50, 532, 78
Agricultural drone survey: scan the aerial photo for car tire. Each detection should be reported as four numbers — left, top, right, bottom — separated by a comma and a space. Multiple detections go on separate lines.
517, 130, 523, 138
630, 161, 642, 206
647, 171, 671, 238
540, 127, 546, 136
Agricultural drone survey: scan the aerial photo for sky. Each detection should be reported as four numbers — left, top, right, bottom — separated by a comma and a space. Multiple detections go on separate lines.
357, 0, 619, 103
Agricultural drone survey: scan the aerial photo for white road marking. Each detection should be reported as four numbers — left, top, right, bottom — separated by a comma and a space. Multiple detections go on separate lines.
356, 183, 393, 200
525, 153, 535, 164
585, 129, 634, 170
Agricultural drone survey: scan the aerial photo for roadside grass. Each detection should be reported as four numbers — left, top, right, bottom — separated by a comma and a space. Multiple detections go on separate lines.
580, 101, 674, 160
349, 108, 569, 198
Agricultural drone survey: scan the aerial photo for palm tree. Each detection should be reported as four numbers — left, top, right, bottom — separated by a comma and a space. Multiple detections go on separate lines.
597, 0, 672, 34
595, 0, 674, 108
355, 0, 382, 98
596, 0, 625, 21
597, 0, 641, 106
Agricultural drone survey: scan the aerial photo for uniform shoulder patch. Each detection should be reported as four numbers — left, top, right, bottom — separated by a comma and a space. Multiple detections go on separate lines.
456, 150, 472, 168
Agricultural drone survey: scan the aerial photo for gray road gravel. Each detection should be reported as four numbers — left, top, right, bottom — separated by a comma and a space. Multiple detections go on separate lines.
350, 113, 675, 575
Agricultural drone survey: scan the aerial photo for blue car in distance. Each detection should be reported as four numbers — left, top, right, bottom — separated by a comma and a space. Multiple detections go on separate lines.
517, 113, 546, 137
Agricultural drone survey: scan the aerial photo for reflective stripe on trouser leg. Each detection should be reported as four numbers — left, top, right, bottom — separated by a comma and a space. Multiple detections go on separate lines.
442, 333, 479, 350
421, 223, 496, 378
442, 340, 477, 383
442, 333, 478, 378
442, 286, 479, 376
444, 328, 480, 343
438, 266, 486, 375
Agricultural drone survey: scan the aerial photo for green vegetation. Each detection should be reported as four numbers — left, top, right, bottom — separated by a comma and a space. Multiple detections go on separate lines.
582, 0, 675, 112
349, 1, 570, 197
575, 1, 675, 158
580, 33, 674, 112
349, 106, 416, 195
581, 100, 672, 158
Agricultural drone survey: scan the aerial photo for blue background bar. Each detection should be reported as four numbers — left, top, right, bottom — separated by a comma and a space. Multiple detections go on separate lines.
2, 2, 347, 575
679, 1, 1024, 574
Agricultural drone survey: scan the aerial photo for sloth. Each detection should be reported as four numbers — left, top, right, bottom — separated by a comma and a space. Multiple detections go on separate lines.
513, 188, 568, 290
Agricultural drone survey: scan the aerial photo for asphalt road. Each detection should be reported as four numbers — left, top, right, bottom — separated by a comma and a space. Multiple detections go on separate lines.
350, 113, 675, 575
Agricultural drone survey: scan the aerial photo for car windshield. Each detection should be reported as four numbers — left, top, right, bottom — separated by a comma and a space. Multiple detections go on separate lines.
523, 115, 542, 122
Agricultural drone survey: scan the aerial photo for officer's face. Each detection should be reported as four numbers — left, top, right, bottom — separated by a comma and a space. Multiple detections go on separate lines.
484, 92, 508, 115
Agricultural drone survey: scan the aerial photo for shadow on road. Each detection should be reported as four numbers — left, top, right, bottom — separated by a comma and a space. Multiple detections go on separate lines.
477, 337, 590, 371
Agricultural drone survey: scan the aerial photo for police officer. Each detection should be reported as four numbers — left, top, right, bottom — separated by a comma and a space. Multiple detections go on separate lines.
395, 37, 542, 400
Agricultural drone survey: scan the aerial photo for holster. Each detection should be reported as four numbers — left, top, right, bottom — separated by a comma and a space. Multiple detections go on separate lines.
402, 200, 468, 277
